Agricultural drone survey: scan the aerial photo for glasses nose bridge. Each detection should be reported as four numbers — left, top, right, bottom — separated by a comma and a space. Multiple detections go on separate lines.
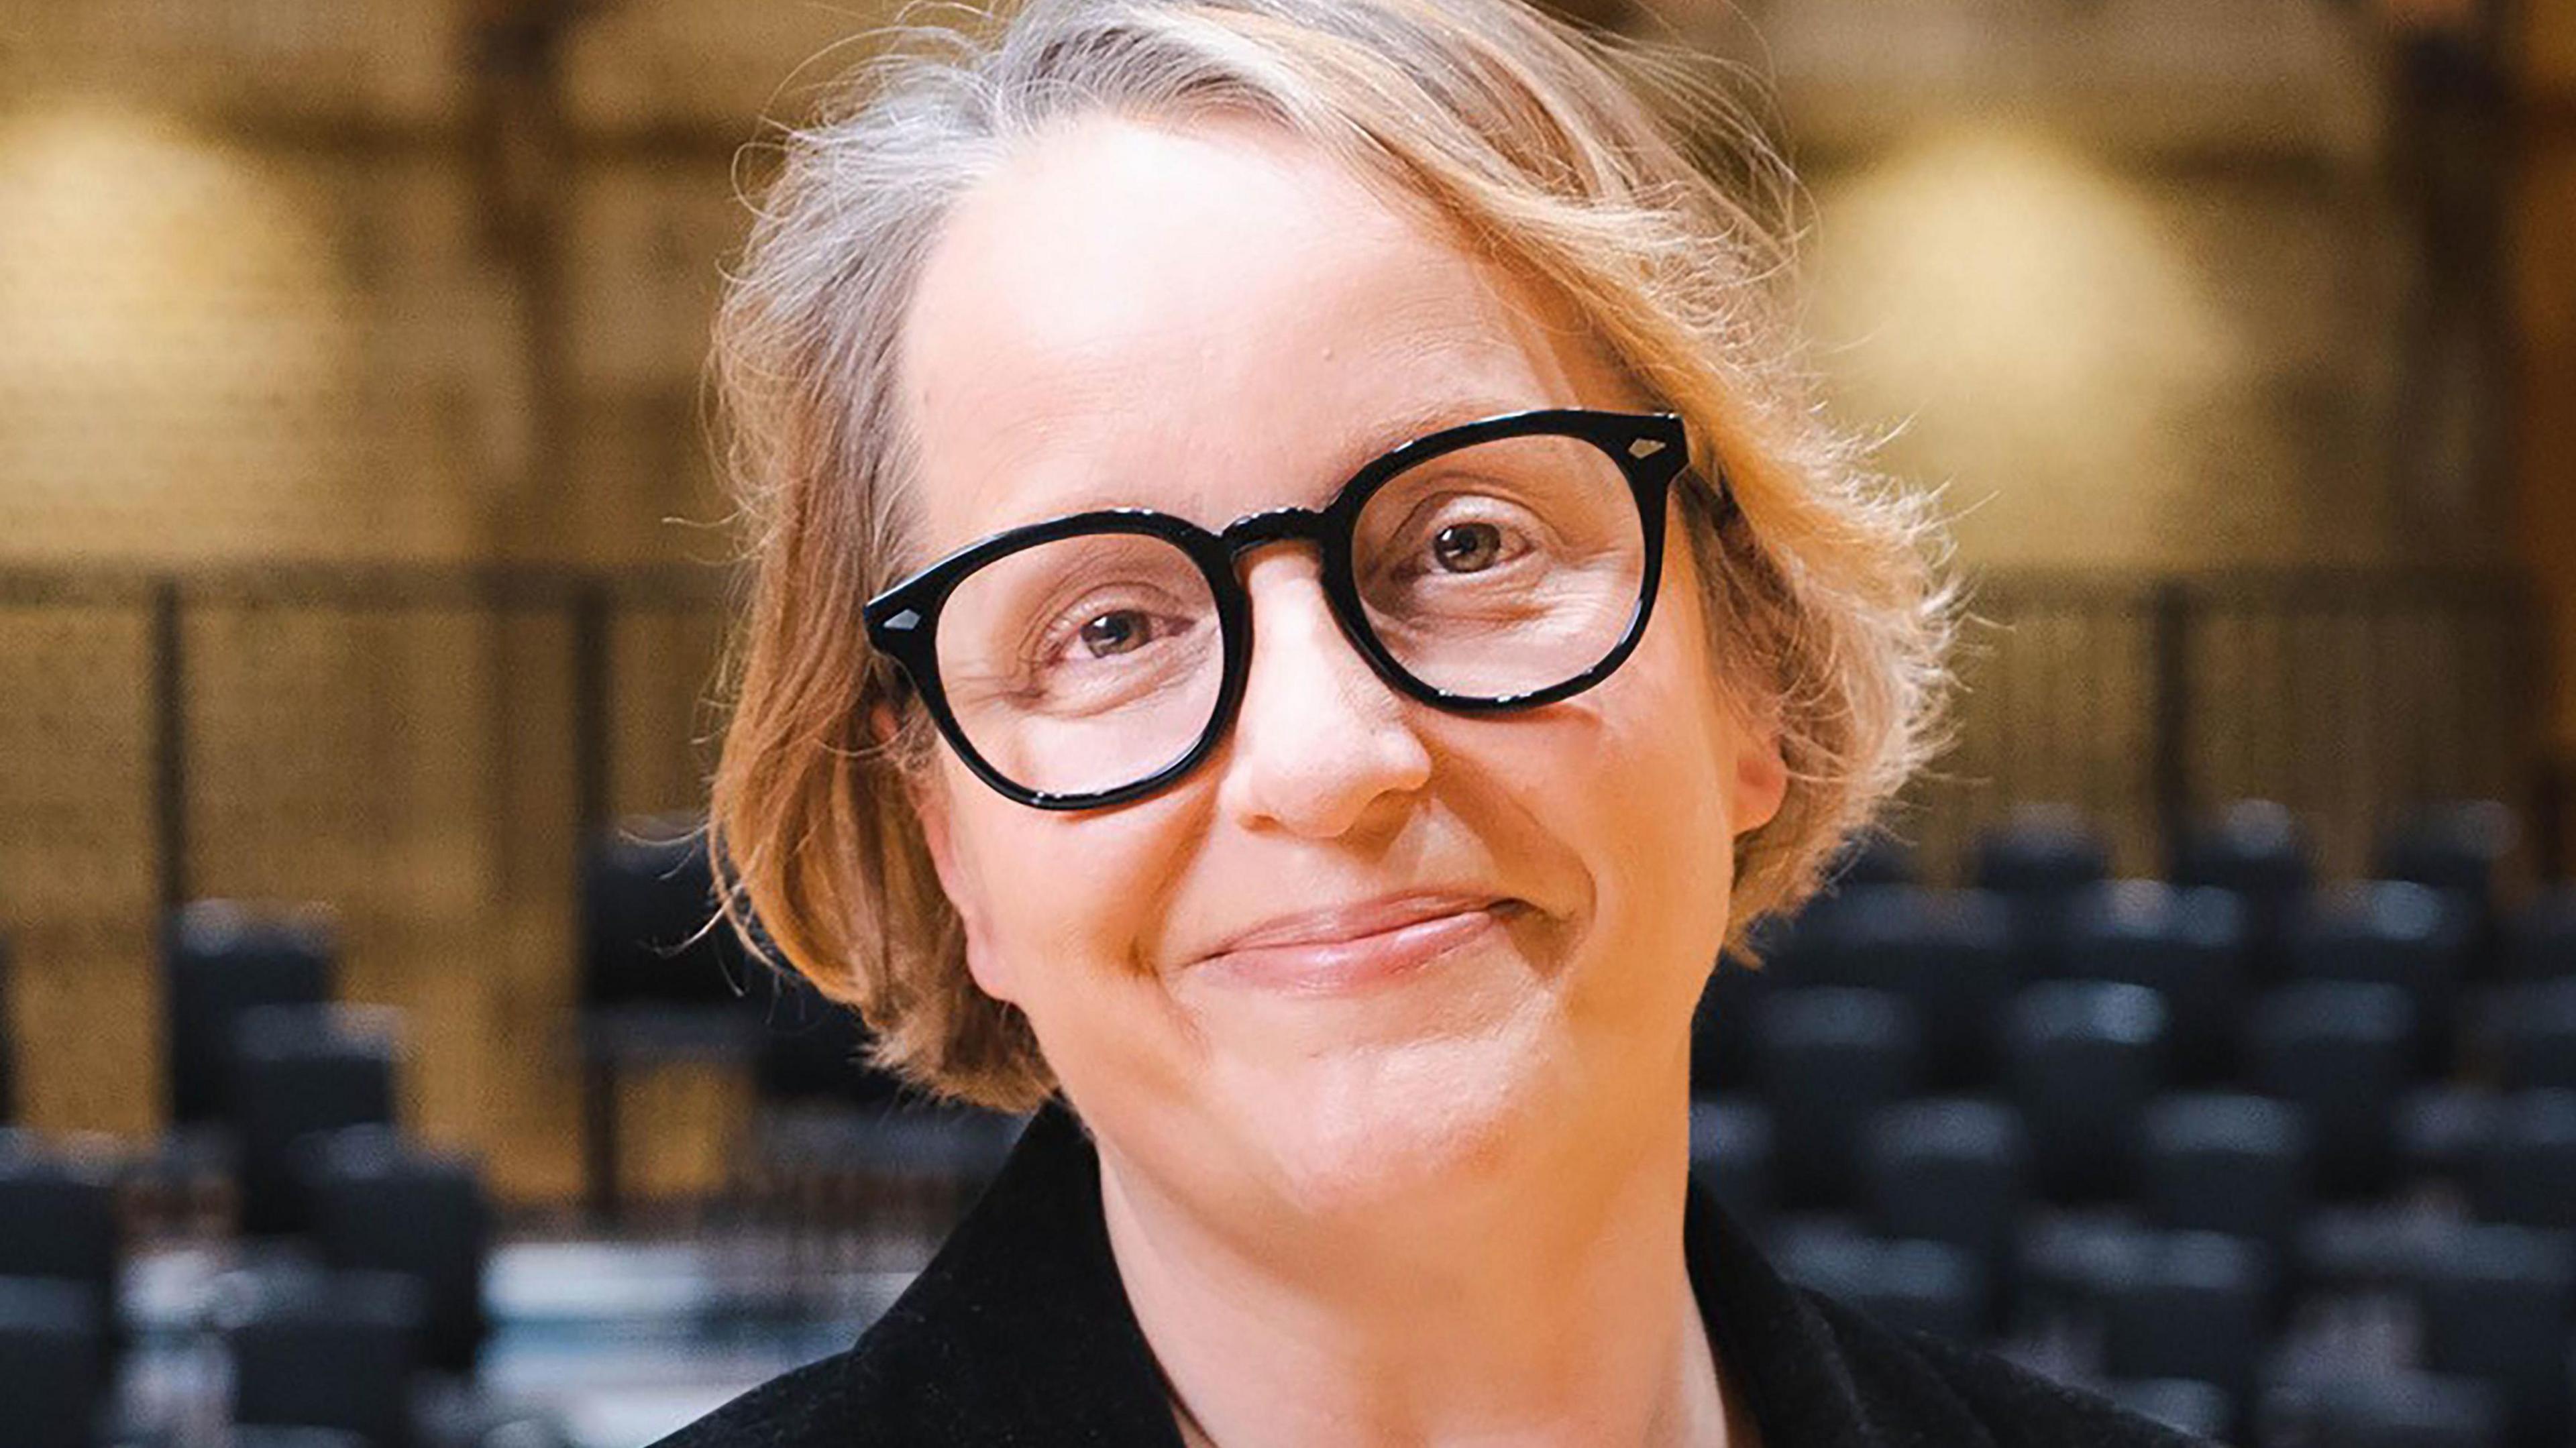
1217, 504, 1332, 569
1213, 502, 1393, 703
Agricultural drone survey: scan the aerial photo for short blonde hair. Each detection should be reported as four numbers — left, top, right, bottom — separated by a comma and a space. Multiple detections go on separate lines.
709, 0, 1953, 1112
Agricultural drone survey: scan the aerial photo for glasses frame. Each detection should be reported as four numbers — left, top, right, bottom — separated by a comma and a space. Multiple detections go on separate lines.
863, 407, 1700, 811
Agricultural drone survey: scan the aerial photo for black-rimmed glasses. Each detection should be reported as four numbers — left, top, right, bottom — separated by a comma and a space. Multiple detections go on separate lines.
863, 408, 1701, 810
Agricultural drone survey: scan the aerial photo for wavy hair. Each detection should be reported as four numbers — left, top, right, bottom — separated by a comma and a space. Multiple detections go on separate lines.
708, 0, 1954, 1111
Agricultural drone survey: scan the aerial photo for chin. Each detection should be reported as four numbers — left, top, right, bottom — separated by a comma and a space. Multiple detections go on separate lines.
1238, 1026, 1557, 1221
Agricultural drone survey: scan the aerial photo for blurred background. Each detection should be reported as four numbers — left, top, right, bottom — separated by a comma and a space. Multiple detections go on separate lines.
0, 0, 2571, 1444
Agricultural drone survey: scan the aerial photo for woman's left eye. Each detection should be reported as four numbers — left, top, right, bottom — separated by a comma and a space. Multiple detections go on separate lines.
1429, 521, 1506, 573
1403, 512, 1532, 579
1075, 610, 1153, 657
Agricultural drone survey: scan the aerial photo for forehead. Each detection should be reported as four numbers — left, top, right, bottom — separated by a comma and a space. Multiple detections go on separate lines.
897, 115, 1635, 554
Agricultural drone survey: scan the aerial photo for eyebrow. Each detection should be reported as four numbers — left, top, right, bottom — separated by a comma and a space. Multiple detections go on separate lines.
1320, 393, 1549, 492
1011, 394, 1550, 523
926, 390, 1560, 564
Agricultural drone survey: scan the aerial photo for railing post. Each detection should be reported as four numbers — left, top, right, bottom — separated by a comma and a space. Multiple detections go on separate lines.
2149, 580, 2194, 873
569, 578, 622, 1223
571, 579, 612, 838
2513, 575, 2566, 882
151, 579, 188, 914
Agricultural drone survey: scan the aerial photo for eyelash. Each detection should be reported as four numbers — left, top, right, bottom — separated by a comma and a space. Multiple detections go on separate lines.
1028, 590, 1187, 669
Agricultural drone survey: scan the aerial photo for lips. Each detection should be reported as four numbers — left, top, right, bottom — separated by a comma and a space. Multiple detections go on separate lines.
1195, 891, 1517, 995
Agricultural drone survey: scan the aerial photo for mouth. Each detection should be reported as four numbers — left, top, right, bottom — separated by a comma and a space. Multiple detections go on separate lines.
1197, 893, 1523, 996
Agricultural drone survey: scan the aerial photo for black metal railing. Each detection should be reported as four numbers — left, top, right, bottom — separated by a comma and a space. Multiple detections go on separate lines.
0, 560, 2544, 1174
0, 560, 2542, 916
1902, 567, 2540, 884
0, 562, 731, 915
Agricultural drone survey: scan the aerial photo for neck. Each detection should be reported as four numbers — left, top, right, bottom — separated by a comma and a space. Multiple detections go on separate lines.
1096, 1099, 1735, 1448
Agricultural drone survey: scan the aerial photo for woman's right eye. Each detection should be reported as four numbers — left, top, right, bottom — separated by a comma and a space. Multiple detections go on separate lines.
1075, 610, 1152, 658
1028, 592, 1195, 673
1428, 520, 1507, 574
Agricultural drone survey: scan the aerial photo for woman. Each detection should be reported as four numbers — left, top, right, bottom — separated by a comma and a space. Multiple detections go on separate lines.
663, 0, 2204, 1443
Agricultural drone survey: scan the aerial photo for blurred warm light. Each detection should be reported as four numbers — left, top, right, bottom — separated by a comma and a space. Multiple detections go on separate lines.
0, 104, 362, 561
1808, 129, 2240, 568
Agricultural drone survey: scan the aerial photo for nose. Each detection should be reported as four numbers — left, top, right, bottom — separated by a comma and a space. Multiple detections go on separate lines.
1213, 550, 1432, 838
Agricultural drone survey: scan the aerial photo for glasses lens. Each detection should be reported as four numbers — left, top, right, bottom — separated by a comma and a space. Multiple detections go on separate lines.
933, 531, 1224, 798
1351, 433, 1647, 700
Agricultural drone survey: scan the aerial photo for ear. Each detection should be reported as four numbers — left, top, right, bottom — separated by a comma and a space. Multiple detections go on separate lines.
1728, 718, 1789, 839
908, 761, 1024, 1007
866, 698, 904, 752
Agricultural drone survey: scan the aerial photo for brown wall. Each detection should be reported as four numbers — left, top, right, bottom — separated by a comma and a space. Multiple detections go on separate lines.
0, 0, 2540, 1204
2514, 0, 2576, 865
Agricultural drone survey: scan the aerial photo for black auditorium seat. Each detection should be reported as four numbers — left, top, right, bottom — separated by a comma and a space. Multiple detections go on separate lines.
1825, 831, 1917, 891
231, 1005, 397, 1237
2015, 1213, 2153, 1331
1860, 1096, 2029, 1319
1752, 988, 1921, 1210
1774, 1226, 1988, 1344
2413, 1224, 2575, 1448
2103, 1379, 2233, 1443
228, 1270, 427, 1448
751, 968, 904, 1113
2259, 1370, 2506, 1448
300, 1125, 492, 1376
2490, 978, 2576, 1093
2398, 1080, 2500, 1190
0, 1277, 107, 1448
745, 969, 1024, 1233
2064, 881, 2249, 1085
2003, 981, 2167, 1203
2467, 1090, 2576, 1233
1807, 887, 2017, 1090
2248, 981, 2415, 1201
1972, 805, 2112, 982
579, 818, 765, 1219
2287, 881, 2473, 1076
164, 901, 334, 1129
0, 1131, 119, 1353
2171, 798, 2312, 984
0, 936, 13, 1125
2092, 1229, 2270, 1429
582, 821, 754, 1014
1690, 953, 1776, 1098
2502, 884, 2576, 982
2376, 800, 2515, 955
2141, 1092, 2309, 1264
1687, 1097, 1775, 1235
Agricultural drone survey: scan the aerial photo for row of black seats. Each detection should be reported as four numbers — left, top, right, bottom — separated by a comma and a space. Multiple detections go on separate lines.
1687, 799, 2576, 1448
1731, 874, 2569, 1087
0, 903, 501, 1447
1693, 1082, 2576, 1446
0, 1122, 492, 1447
1697, 975, 2576, 1206
578, 822, 969, 1112
1758, 1209, 2573, 1448
1693, 1085, 2576, 1284
578, 823, 1024, 1231
158, 905, 486, 1237
1830, 797, 2575, 982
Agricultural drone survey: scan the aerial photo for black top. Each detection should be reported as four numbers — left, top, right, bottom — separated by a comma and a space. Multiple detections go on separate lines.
653, 1102, 2208, 1447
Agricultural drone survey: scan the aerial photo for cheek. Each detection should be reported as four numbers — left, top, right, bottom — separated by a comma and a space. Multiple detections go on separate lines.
1549, 581, 1743, 984
1597, 642, 1739, 891
945, 771, 1204, 1011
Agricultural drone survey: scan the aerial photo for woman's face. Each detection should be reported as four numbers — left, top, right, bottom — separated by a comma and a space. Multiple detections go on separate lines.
899, 115, 1786, 1228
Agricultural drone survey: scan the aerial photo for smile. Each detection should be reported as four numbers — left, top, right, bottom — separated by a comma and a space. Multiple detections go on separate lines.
1197, 896, 1521, 995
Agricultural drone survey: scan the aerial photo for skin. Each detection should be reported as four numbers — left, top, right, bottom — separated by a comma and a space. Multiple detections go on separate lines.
898, 113, 1787, 1447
